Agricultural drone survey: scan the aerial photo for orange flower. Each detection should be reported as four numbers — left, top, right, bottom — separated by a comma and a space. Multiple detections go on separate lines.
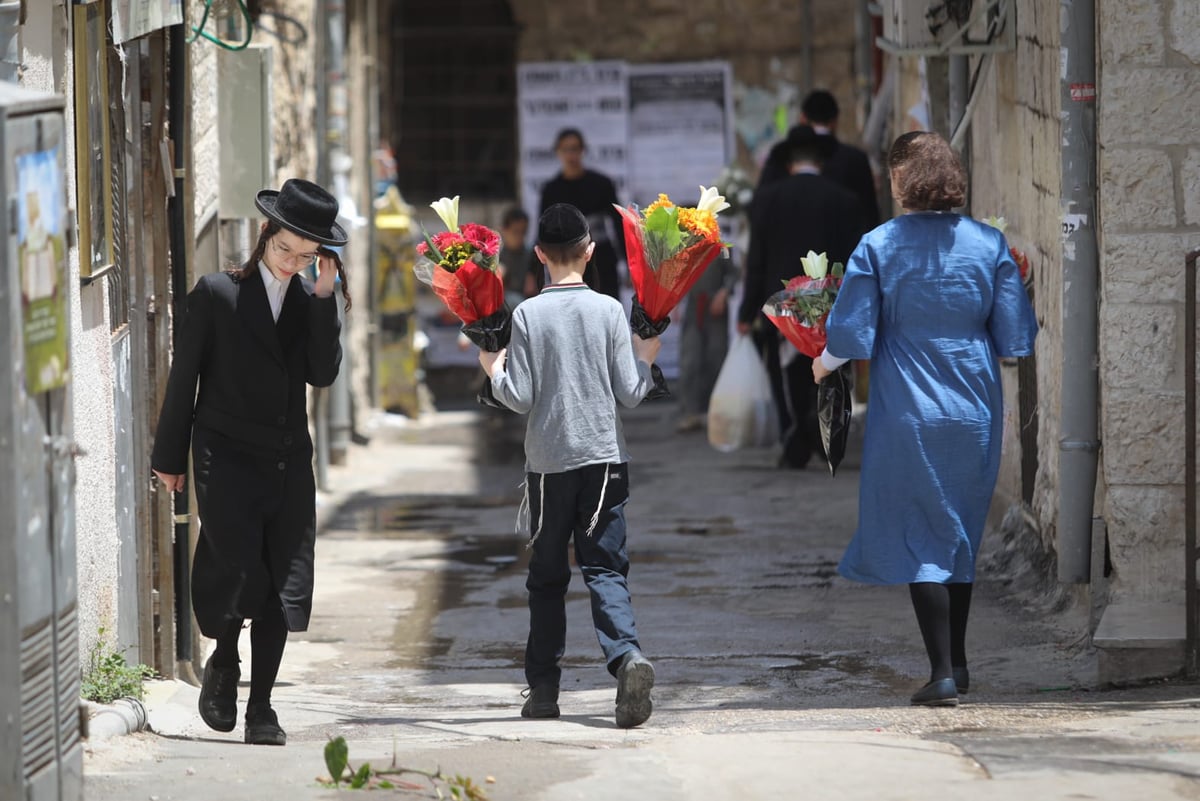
643, 193, 674, 216
678, 207, 719, 241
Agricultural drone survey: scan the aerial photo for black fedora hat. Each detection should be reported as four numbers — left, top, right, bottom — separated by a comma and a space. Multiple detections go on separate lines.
255, 178, 348, 246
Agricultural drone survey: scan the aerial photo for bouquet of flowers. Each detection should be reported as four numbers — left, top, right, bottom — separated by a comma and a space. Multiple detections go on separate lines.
982, 215, 1032, 288
614, 186, 730, 398
414, 195, 510, 408
415, 195, 508, 347
762, 250, 844, 360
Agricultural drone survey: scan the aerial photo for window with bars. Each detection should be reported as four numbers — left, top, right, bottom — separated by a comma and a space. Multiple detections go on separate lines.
392, 0, 518, 200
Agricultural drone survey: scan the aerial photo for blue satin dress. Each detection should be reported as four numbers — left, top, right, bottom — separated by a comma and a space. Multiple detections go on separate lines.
825, 212, 1038, 585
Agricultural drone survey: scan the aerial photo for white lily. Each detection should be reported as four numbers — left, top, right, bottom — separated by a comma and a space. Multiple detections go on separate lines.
800, 250, 829, 280
430, 195, 460, 232
982, 215, 1007, 233
696, 185, 731, 215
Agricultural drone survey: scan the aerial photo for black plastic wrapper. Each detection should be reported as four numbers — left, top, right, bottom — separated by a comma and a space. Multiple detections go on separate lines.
463, 308, 513, 410
629, 295, 671, 401
817, 364, 853, 476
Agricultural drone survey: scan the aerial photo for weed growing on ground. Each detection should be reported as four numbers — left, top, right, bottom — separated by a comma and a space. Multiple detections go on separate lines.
80, 627, 155, 704
320, 736, 490, 798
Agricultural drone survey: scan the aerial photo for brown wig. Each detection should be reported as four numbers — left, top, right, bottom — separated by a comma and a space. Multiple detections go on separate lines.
887, 131, 967, 211
232, 221, 353, 311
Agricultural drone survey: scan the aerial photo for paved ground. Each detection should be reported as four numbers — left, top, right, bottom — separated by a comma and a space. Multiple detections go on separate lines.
83, 403, 1200, 800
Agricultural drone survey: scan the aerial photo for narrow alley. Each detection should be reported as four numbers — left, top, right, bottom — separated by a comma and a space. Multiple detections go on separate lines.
82, 405, 1200, 800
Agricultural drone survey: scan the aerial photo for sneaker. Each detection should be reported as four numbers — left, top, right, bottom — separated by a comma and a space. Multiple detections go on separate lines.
198, 657, 239, 733
910, 677, 958, 707
615, 651, 655, 728
244, 703, 287, 746
520, 685, 560, 719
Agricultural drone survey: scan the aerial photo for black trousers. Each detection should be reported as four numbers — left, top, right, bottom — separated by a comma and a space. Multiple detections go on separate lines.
753, 321, 821, 467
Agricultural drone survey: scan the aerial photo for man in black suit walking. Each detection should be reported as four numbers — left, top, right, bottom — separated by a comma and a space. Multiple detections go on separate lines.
757, 90, 880, 231
738, 128, 862, 468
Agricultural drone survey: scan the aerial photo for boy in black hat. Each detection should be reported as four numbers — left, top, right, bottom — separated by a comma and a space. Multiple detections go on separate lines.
479, 203, 661, 728
152, 178, 350, 746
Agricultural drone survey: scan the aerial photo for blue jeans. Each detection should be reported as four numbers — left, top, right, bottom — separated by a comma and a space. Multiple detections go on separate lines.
524, 463, 641, 688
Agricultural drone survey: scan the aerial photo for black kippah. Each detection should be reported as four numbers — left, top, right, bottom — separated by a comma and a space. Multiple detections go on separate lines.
537, 203, 590, 246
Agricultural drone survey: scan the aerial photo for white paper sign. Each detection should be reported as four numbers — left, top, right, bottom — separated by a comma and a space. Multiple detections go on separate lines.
517, 61, 630, 227
626, 62, 734, 208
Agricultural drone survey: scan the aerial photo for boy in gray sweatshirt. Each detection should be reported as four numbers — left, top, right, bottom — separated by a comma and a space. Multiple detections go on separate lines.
480, 203, 661, 728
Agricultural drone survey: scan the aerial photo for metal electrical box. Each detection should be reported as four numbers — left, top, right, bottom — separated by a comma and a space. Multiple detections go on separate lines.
0, 82, 82, 801
878, 0, 1016, 56
218, 42, 274, 218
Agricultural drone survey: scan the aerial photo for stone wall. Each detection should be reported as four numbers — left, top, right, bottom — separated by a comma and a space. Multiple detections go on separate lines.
509, 0, 863, 153
966, 2, 1062, 546
1097, 0, 1200, 604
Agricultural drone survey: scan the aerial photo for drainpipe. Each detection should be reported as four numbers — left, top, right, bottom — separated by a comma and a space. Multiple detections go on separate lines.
1057, 0, 1100, 583
167, 21, 193, 661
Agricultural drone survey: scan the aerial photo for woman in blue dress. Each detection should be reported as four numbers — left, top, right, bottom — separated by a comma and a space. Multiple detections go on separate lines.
812, 132, 1038, 707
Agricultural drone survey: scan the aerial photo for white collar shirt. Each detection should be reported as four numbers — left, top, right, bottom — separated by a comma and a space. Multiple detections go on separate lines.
258, 261, 289, 322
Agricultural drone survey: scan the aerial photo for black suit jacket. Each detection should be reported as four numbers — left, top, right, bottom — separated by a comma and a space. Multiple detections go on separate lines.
151, 270, 342, 475
738, 172, 864, 324
823, 141, 880, 229
757, 134, 880, 229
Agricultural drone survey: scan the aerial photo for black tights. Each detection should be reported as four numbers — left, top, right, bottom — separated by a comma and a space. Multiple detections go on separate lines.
210, 608, 289, 707
908, 582, 973, 683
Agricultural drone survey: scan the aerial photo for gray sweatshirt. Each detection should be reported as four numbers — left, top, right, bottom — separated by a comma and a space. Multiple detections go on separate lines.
491, 283, 654, 474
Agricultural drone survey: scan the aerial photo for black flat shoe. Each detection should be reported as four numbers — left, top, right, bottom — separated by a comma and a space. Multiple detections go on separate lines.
198, 657, 239, 733
953, 666, 969, 695
910, 677, 958, 707
244, 703, 287, 746
520, 685, 560, 719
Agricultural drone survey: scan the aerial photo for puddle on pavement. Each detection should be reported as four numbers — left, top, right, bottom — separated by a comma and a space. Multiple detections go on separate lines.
666, 516, 739, 537
327, 495, 518, 538
387, 532, 526, 671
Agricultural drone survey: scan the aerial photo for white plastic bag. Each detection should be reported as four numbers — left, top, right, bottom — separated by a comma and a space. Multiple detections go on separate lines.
707, 335, 779, 452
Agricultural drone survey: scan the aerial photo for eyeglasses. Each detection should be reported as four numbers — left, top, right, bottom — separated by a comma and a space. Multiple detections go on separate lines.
271, 238, 319, 266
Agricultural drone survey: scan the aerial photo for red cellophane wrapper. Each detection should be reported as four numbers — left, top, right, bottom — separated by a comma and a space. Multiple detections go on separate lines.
425, 259, 504, 324
615, 205, 722, 323
763, 275, 840, 359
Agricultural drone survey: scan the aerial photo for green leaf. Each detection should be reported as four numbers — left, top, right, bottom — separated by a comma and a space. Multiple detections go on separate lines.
378, 780, 395, 790
325, 737, 349, 786
832, 262, 845, 279
419, 224, 444, 263
350, 762, 371, 789
642, 205, 685, 253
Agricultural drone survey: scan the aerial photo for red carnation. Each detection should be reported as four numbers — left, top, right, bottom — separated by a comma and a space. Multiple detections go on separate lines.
459, 223, 500, 258
431, 230, 467, 250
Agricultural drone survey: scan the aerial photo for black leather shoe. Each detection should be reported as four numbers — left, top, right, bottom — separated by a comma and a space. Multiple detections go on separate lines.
520, 685, 560, 719
910, 677, 958, 707
615, 651, 655, 728
953, 666, 970, 695
244, 703, 287, 746
198, 657, 239, 732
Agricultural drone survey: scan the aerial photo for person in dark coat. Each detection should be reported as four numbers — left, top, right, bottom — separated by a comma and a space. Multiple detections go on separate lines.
738, 128, 862, 468
757, 90, 881, 230
532, 128, 625, 299
151, 179, 349, 746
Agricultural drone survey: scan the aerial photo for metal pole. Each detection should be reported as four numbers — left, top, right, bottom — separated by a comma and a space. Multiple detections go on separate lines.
1057, 0, 1100, 583
1186, 249, 1199, 676
167, 20, 193, 663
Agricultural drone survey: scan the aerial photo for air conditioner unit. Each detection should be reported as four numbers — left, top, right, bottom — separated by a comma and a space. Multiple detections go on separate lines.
877, 0, 1016, 56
